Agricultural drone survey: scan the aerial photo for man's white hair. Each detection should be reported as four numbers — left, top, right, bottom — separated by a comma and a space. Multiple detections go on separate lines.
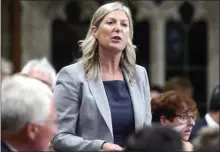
21, 57, 57, 89
1, 75, 53, 133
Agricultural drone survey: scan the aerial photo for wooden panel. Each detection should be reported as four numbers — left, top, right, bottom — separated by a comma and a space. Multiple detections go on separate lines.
11, 0, 21, 72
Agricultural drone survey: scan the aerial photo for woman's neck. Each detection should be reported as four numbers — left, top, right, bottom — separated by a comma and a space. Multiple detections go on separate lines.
99, 48, 122, 75
99, 48, 123, 80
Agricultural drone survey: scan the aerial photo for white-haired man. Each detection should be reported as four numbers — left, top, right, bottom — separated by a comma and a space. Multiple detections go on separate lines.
20, 57, 57, 90
1, 75, 57, 152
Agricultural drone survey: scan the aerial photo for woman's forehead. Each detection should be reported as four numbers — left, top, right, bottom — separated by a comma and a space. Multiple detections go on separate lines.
103, 10, 129, 21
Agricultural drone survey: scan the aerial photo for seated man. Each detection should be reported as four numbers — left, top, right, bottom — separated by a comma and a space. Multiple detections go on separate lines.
151, 91, 197, 151
189, 85, 220, 141
1, 75, 57, 152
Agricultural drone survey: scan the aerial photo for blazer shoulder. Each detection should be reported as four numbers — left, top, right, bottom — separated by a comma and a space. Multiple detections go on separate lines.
135, 64, 148, 77
135, 64, 146, 71
135, 65, 150, 84
60, 61, 84, 74
57, 61, 85, 84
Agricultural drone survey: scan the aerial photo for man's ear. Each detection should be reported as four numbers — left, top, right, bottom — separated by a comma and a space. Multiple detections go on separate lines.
26, 122, 40, 141
91, 26, 98, 38
160, 116, 167, 126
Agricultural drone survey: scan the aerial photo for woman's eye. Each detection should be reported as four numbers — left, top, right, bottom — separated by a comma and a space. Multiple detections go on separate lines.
107, 21, 113, 25
122, 23, 128, 27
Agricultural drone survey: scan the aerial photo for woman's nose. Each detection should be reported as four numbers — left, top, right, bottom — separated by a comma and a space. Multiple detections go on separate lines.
114, 23, 122, 32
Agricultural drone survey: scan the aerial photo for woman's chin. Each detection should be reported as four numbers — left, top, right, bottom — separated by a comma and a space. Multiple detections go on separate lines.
108, 43, 125, 52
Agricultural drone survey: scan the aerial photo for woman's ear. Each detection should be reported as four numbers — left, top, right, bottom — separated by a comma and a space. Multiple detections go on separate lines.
160, 116, 167, 126
91, 26, 98, 38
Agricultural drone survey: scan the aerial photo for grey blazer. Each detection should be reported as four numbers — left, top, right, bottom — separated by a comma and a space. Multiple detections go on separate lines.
52, 61, 152, 151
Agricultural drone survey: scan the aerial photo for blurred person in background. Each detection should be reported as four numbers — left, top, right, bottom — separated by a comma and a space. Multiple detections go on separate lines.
150, 85, 164, 99
189, 85, 220, 141
164, 76, 201, 120
20, 57, 57, 90
165, 77, 194, 97
1, 75, 57, 152
124, 125, 183, 152
192, 127, 219, 152
1, 58, 13, 81
151, 91, 197, 151
52, 1, 151, 151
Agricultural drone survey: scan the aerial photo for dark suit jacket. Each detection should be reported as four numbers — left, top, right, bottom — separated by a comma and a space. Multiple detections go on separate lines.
1, 141, 13, 152
189, 118, 208, 141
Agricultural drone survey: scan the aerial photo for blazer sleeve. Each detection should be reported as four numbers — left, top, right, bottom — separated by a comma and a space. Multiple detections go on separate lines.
52, 67, 105, 151
143, 68, 152, 126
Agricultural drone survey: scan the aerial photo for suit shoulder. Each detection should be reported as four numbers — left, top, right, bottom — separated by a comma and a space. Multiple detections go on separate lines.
190, 118, 207, 141
193, 118, 207, 130
136, 64, 146, 71
60, 61, 84, 74
135, 65, 150, 84
135, 64, 148, 75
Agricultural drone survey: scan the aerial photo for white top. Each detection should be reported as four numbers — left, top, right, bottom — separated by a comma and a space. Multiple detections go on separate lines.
205, 113, 219, 128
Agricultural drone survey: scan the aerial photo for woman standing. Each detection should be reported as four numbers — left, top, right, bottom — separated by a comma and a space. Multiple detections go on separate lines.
52, 1, 151, 151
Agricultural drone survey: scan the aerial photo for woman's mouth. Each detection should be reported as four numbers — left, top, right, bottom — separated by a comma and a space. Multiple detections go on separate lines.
111, 36, 122, 41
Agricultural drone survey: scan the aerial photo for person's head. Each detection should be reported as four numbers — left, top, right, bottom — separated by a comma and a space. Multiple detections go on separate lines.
165, 77, 194, 98
79, 1, 136, 81
20, 57, 57, 90
124, 125, 183, 152
1, 75, 57, 151
151, 91, 197, 141
192, 127, 219, 151
150, 85, 164, 99
208, 85, 220, 112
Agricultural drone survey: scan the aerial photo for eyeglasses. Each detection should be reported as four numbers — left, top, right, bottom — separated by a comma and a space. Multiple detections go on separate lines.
175, 114, 196, 123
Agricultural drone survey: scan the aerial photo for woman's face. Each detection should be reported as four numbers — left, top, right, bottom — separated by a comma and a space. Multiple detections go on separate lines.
92, 10, 130, 53
161, 111, 196, 141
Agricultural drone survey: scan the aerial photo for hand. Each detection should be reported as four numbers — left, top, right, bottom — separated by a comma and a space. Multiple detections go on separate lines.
102, 142, 123, 151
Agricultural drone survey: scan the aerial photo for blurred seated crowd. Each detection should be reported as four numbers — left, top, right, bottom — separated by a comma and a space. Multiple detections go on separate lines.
1, 57, 219, 152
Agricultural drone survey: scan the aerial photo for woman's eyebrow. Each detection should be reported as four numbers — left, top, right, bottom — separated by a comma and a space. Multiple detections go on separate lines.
106, 17, 128, 22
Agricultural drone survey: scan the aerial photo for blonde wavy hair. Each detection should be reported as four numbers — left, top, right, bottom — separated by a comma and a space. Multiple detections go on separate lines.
78, 1, 136, 82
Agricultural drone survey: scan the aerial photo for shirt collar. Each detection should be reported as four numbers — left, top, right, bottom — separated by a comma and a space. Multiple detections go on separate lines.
2, 141, 18, 152
205, 113, 219, 128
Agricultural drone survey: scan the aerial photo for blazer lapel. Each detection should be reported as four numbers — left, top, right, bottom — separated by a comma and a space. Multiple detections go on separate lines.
87, 75, 113, 137
122, 69, 144, 131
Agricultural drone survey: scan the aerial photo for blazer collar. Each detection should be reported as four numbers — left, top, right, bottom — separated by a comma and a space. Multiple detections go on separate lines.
87, 74, 113, 137
87, 69, 144, 137
122, 68, 144, 131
